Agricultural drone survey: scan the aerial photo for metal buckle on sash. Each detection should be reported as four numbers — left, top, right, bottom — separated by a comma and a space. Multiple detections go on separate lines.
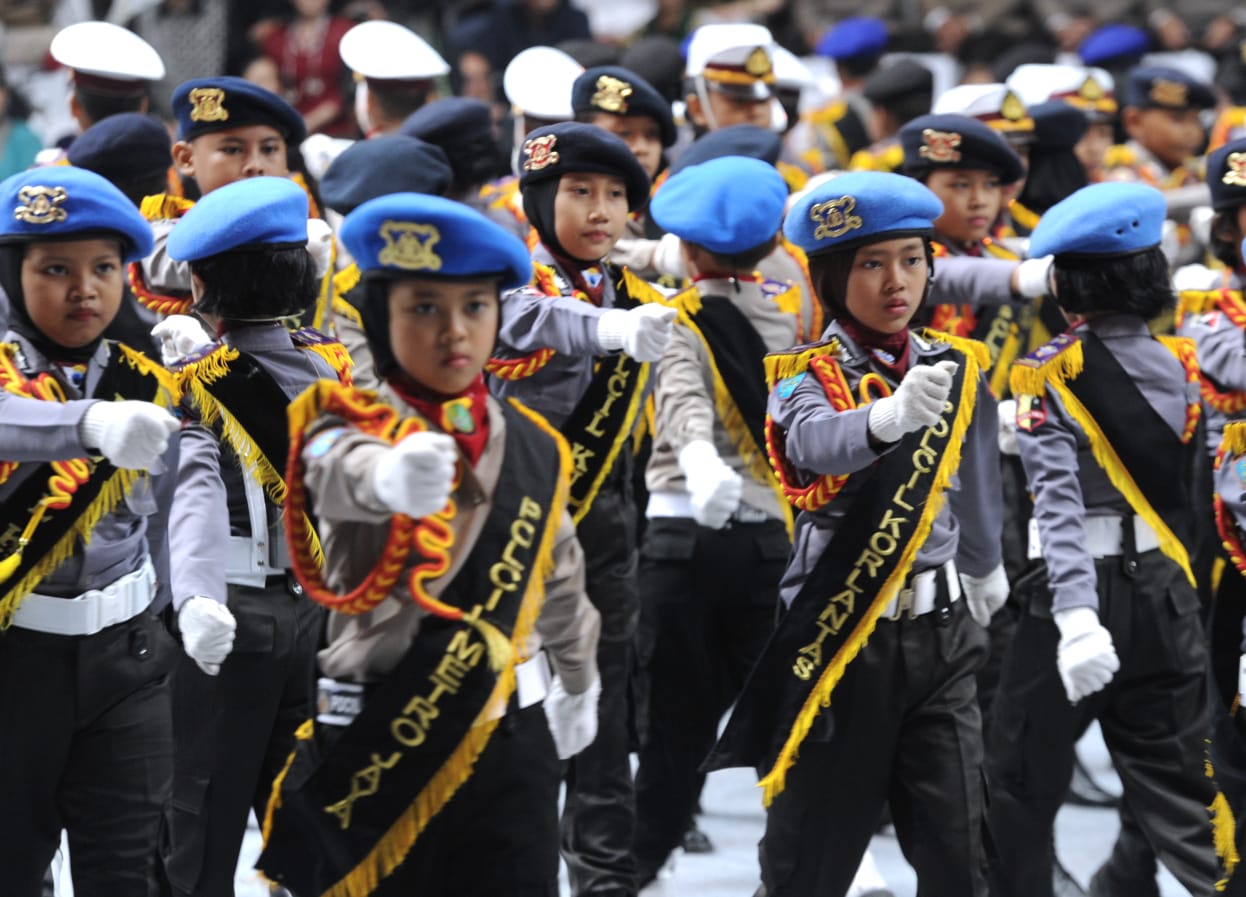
887, 585, 916, 621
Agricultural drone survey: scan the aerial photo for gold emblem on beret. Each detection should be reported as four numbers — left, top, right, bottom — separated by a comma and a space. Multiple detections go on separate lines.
14, 186, 68, 225
745, 47, 772, 78
810, 195, 863, 241
188, 87, 229, 123
919, 129, 962, 163
523, 134, 560, 172
1079, 75, 1105, 102
378, 221, 442, 271
1149, 78, 1188, 108
592, 75, 632, 114
1223, 153, 1246, 188
1001, 90, 1026, 121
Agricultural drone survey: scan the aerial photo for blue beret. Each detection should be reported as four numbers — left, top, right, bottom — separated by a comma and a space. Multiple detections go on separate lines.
67, 112, 171, 185
784, 171, 942, 256
320, 135, 452, 215
651, 156, 786, 254
1079, 24, 1150, 69
572, 66, 677, 147
518, 122, 651, 212
900, 113, 1024, 183
167, 176, 308, 262
341, 193, 531, 289
815, 17, 888, 62
1030, 101, 1088, 151
1030, 182, 1165, 258
670, 124, 781, 175
172, 76, 306, 144
1207, 138, 1246, 211
399, 97, 494, 150
0, 166, 152, 263
1124, 65, 1216, 110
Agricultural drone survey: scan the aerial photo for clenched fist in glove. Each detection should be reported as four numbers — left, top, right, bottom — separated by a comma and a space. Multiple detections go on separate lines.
960, 563, 1008, 626
371, 431, 458, 518
1012, 255, 1053, 298
1054, 606, 1119, 703
78, 400, 179, 469
596, 304, 677, 362
997, 398, 1020, 456
179, 595, 237, 676
867, 360, 957, 444
543, 673, 601, 759
151, 314, 213, 367
679, 440, 742, 529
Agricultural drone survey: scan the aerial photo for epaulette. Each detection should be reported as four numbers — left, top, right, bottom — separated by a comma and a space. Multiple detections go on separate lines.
138, 192, 195, 222
759, 278, 803, 317
763, 338, 843, 390
1222, 420, 1246, 457
1101, 145, 1137, 169
923, 329, 991, 369
291, 328, 353, 382
776, 161, 809, 193
170, 340, 227, 375
1009, 333, 1083, 396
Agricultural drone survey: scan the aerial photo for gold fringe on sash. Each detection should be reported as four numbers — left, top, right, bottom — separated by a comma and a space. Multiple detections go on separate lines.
1224, 422, 1246, 458
138, 192, 195, 221
1009, 339, 1084, 398
762, 341, 842, 390
260, 718, 315, 848
1207, 749, 1241, 892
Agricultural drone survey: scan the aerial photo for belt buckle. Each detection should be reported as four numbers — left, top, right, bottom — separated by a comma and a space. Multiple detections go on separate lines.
888, 586, 915, 621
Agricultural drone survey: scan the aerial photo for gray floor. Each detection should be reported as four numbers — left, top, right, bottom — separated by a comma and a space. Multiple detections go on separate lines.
231, 723, 1192, 897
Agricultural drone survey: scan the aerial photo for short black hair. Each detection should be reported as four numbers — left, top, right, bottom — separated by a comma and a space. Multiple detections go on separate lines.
370, 82, 433, 124
688, 235, 777, 276
1051, 246, 1173, 319
74, 87, 146, 126
189, 245, 317, 319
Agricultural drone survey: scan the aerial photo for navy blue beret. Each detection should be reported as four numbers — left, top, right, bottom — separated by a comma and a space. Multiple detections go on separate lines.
340, 192, 532, 289
814, 17, 888, 62
172, 76, 306, 144
1030, 181, 1165, 258
1205, 137, 1246, 211
1079, 24, 1150, 69
670, 124, 781, 175
1124, 65, 1216, 110
0, 166, 152, 262
784, 171, 942, 256
900, 113, 1024, 183
863, 59, 933, 106
67, 112, 171, 185
651, 156, 786, 254
572, 66, 677, 148
399, 97, 494, 150
518, 121, 651, 212
167, 176, 308, 262
320, 135, 453, 215
1030, 101, 1088, 151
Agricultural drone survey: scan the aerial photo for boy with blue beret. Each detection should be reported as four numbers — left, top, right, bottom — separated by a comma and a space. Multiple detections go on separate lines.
160, 175, 352, 896
1103, 65, 1215, 191
984, 181, 1222, 897
706, 170, 1005, 897
255, 193, 600, 897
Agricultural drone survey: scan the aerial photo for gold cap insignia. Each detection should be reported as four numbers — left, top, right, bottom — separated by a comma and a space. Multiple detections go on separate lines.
745, 46, 772, 78
1001, 90, 1026, 121
810, 195, 863, 241
919, 128, 962, 163
1223, 152, 1246, 188
592, 75, 633, 114
15, 186, 69, 225
1149, 78, 1188, 107
377, 221, 442, 271
523, 134, 560, 172
1079, 75, 1105, 102
188, 87, 229, 123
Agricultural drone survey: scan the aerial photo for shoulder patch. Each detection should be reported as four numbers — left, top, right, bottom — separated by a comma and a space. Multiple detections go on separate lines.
171, 340, 224, 371
1015, 392, 1047, 432
306, 426, 347, 459
775, 372, 806, 399
1019, 332, 1079, 366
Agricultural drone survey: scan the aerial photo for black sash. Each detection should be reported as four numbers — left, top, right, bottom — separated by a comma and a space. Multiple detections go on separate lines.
687, 294, 770, 463
705, 356, 973, 801
257, 402, 564, 896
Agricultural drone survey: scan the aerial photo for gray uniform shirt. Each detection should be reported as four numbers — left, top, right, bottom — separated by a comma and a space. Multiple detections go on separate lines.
768, 321, 1002, 608
1175, 269, 1246, 455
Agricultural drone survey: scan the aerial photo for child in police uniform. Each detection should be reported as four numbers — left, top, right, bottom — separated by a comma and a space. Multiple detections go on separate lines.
985, 182, 1221, 897
0, 166, 180, 895
160, 176, 352, 896
256, 193, 601, 897
707, 171, 1007, 897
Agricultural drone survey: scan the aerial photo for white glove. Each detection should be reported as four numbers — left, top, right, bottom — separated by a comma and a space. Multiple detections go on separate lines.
179, 595, 236, 676
543, 673, 601, 759
151, 314, 213, 367
1160, 218, 1181, 267
678, 439, 743, 529
650, 231, 688, 278
1189, 205, 1214, 250
867, 360, 957, 444
78, 400, 179, 470
306, 218, 335, 279
371, 431, 458, 518
1172, 263, 1220, 293
998, 398, 1019, 456
1054, 606, 1120, 703
596, 304, 677, 362
1014, 255, 1053, 298
1239, 654, 1246, 704
960, 563, 1008, 626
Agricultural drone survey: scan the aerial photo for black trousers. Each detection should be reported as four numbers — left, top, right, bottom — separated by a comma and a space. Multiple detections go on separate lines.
633, 516, 789, 883
164, 579, 324, 896
561, 484, 641, 896
0, 610, 175, 897
760, 598, 990, 897
986, 551, 1219, 897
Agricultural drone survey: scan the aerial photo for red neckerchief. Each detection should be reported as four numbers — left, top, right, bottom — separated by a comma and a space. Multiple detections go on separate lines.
549, 249, 606, 306
839, 317, 912, 377
388, 374, 491, 467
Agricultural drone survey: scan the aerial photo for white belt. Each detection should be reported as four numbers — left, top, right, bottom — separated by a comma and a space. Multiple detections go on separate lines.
13, 557, 156, 636
225, 536, 284, 587
1027, 515, 1160, 560
646, 490, 775, 525
878, 560, 961, 621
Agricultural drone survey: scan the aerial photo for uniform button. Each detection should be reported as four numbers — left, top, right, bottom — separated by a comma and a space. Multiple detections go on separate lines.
131, 630, 150, 659
1125, 559, 1139, 575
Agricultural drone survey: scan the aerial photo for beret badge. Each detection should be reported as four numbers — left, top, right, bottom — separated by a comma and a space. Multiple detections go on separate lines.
523, 134, 560, 172
378, 221, 442, 271
1149, 78, 1187, 107
189, 87, 229, 123
1223, 153, 1246, 188
592, 75, 633, 114
810, 195, 863, 241
920, 129, 962, 163
15, 186, 69, 225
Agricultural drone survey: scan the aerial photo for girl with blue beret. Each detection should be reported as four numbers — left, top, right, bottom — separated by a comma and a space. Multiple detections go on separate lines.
256, 193, 601, 897
707, 170, 1006, 897
0, 165, 181, 893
